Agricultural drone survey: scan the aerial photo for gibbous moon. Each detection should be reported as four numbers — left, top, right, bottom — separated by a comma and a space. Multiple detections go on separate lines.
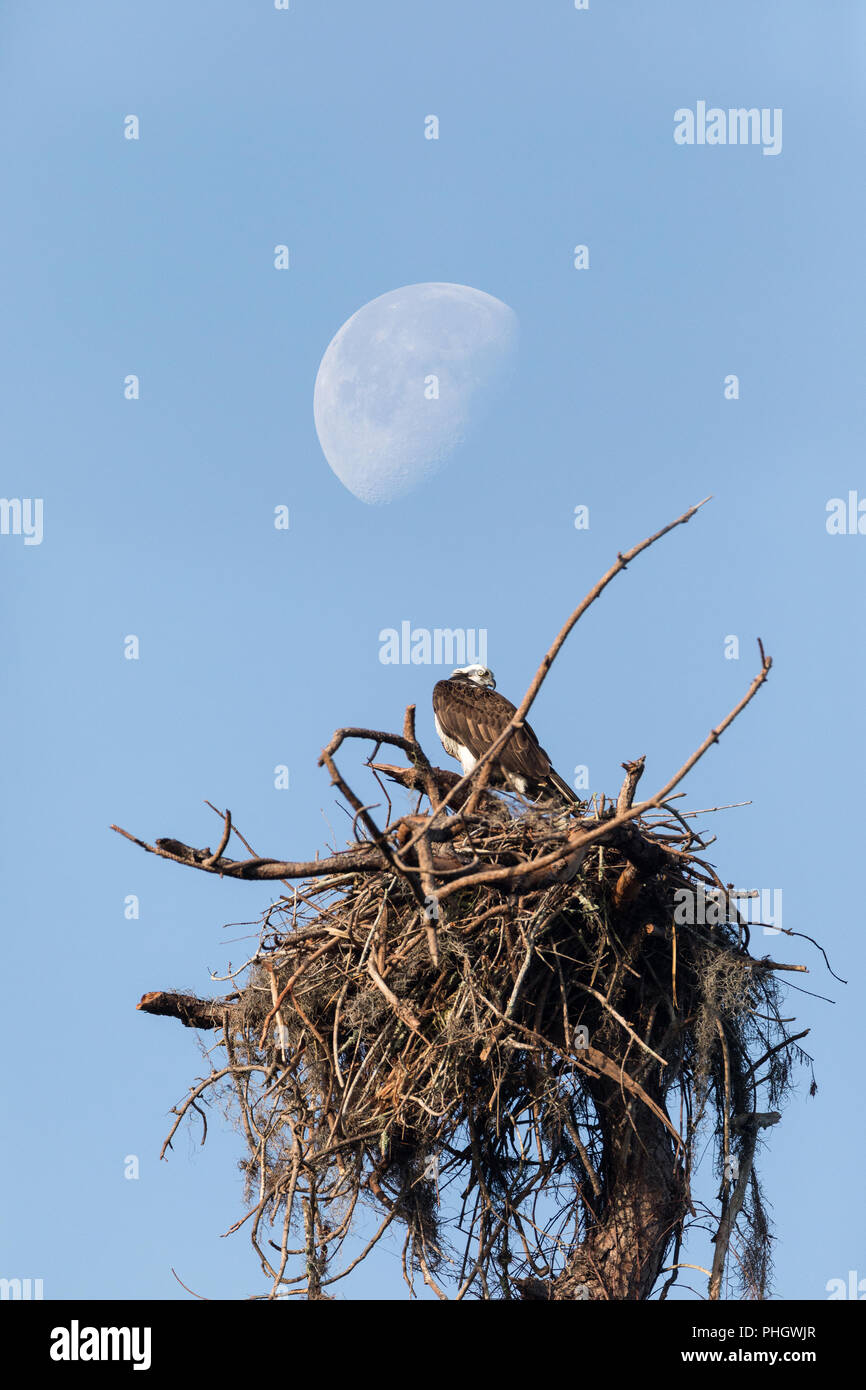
313, 282, 518, 504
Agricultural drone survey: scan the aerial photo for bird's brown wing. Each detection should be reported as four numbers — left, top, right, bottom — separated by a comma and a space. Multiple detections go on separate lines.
433, 680, 552, 782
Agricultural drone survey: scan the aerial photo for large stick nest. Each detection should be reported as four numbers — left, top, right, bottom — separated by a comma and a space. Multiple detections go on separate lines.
123, 503, 821, 1299
139, 774, 808, 1300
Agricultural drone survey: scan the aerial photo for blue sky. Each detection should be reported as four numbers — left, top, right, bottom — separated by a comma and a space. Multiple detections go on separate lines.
1, 0, 863, 1301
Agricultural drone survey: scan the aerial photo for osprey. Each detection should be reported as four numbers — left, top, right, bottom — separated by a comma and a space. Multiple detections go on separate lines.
433, 665, 578, 806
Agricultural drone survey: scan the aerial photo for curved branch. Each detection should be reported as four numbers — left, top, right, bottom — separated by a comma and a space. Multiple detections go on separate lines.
112, 826, 389, 879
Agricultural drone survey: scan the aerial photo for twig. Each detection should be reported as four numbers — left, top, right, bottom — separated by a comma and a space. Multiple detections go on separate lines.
203, 809, 232, 867
366, 958, 422, 1035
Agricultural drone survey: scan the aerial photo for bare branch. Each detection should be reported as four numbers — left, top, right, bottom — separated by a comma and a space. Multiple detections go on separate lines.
709, 1111, 781, 1300
112, 824, 389, 879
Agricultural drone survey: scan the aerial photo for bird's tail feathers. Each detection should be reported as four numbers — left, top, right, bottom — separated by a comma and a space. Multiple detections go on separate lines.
547, 768, 580, 808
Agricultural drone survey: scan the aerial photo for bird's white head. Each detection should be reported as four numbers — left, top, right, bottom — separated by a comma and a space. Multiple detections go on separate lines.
451, 665, 496, 689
